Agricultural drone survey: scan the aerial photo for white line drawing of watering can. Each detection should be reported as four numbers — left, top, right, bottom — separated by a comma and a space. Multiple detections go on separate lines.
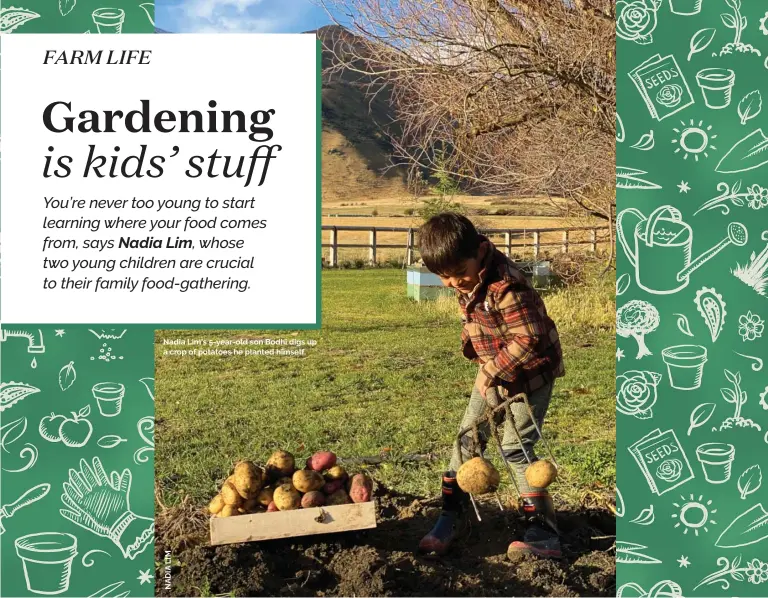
618, 205, 748, 295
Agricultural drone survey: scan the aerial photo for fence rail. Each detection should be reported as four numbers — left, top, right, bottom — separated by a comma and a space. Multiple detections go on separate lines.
322, 225, 611, 266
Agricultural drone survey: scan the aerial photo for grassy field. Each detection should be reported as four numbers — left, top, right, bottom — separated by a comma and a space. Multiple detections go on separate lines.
155, 268, 616, 508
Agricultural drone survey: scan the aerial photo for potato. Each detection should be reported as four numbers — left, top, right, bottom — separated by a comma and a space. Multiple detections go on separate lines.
301, 491, 326, 508
456, 457, 500, 494
323, 479, 345, 495
326, 489, 351, 505
266, 450, 295, 478
256, 487, 274, 507
233, 461, 264, 499
220, 505, 238, 517
349, 473, 373, 503
221, 482, 243, 506
208, 494, 225, 515
525, 460, 558, 488
277, 476, 294, 487
293, 470, 324, 493
243, 498, 260, 512
306, 451, 337, 472
267, 501, 279, 512
273, 483, 302, 511
324, 465, 347, 481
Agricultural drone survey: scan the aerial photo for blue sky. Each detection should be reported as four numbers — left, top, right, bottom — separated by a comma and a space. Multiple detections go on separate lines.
156, 0, 336, 33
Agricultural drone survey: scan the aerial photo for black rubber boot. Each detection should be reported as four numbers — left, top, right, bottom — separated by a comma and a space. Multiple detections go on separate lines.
507, 491, 562, 560
418, 471, 468, 555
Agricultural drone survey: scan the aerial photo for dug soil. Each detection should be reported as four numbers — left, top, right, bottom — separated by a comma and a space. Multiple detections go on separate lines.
156, 486, 615, 597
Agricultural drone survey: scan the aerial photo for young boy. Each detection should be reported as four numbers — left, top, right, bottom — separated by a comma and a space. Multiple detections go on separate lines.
416, 213, 565, 559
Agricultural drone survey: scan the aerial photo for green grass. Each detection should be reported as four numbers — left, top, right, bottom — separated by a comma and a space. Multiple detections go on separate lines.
155, 269, 615, 507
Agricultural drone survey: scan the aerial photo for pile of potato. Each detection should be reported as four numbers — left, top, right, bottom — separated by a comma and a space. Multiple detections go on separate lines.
208, 450, 373, 517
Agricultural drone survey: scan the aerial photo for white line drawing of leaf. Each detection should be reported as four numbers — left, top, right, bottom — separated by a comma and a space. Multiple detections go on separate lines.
688, 28, 716, 61
0, 7, 41, 33
59, 361, 77, 391
695, 287, 726, 342
630, 130, 655, 150
617, 273, 631, 296
674, 313, 694, 337
688, 403, 716, 435
1, 416, 27, 446
630, 505, 655, 525
737, 90, 762, 125
97, 435, 127, 449
617, 113, 625, 143
616, 166, 662, 190
139, 3, 154, 26
737, 465, 762, 499
59, 0, 76, 16
616, 487, 625, 517
0, 417, 39, 472
721, 12, 737, 29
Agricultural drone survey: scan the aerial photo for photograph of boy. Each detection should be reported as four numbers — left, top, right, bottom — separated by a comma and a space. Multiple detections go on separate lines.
417, 213, 564, 559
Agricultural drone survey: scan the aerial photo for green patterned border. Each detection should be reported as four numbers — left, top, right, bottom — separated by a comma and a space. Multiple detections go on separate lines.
616, 1, 768, 595
0, 4, 156, 597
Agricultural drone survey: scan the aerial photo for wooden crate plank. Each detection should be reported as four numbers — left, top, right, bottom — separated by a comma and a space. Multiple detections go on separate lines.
210, 502, 377, 546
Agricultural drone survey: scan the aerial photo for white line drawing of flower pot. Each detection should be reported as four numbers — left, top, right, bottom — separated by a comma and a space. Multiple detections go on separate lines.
91, 8, 124, 33
696, 68, 736, 109
663, 345, 707, 390
669, 0, 702, 15
618, 205, 748, 294
15, 532, 77, 595
696, 442, 735, 483
92, 383, 125, 417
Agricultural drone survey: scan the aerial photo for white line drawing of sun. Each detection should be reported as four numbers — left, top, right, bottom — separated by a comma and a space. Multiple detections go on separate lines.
672, 120, 717, 161
672, 494, 718, 536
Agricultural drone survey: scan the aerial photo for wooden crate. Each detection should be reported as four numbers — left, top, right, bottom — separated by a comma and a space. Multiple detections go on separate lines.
210, 502, 377, 545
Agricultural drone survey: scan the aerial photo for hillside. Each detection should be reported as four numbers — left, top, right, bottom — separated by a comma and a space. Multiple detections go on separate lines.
313, 25, 410, 203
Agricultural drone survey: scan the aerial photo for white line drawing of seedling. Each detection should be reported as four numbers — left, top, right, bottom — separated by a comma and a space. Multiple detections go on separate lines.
716, 0, 761, 57
718, 369, 760, 432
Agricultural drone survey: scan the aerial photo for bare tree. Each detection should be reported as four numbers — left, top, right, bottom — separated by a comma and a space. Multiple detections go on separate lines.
320, 0, 616, 221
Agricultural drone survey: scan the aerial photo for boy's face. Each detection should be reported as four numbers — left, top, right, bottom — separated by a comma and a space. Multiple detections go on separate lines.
437, 243, 488, 294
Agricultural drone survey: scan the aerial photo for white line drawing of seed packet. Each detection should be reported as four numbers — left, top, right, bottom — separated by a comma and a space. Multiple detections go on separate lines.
629, 54, 695, 121
629, 428, 695, 495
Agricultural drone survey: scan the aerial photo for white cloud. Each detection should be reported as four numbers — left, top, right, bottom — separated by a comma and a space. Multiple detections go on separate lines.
166, 0, 313, 33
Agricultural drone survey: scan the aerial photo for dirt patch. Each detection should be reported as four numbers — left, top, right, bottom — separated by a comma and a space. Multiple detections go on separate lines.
156, 487, 615, 597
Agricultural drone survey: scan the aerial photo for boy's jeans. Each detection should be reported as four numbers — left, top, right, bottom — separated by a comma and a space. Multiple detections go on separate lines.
449, 380, 555, 494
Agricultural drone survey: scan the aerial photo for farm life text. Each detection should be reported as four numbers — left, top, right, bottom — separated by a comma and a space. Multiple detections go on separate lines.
41, 99, 281, 188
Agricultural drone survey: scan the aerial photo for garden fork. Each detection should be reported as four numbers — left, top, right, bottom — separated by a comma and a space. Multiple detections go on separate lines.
454, 389, 558, 521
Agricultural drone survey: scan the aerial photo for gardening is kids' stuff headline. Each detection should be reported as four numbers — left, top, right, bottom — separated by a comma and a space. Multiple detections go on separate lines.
1, 1, 766, 596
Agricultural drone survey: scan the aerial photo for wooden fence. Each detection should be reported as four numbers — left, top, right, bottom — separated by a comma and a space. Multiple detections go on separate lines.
322, 225, 611, 266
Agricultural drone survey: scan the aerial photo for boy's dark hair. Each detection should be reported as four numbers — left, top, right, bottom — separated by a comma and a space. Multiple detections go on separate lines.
418, 212, 481, 274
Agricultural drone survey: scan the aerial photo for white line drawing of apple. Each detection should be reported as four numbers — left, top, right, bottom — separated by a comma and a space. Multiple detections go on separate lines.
59, 406, 93, 447
39, 412, 67, 442
39, 406, 93, 447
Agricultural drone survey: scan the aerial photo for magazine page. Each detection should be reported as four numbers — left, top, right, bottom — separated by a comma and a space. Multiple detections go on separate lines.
4, 1, 762, 597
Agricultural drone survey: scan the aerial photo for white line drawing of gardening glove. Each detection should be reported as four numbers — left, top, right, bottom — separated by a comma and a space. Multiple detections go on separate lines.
60, 457, 153, 560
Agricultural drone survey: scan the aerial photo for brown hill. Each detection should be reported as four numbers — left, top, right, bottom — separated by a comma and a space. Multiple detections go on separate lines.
312, 25, 409, 204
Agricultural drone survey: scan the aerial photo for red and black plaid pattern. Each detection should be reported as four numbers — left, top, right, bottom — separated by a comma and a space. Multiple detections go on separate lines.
457, 238, 565, 398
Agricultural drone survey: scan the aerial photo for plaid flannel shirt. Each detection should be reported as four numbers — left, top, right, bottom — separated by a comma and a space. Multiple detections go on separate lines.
458, 237, 565, 398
